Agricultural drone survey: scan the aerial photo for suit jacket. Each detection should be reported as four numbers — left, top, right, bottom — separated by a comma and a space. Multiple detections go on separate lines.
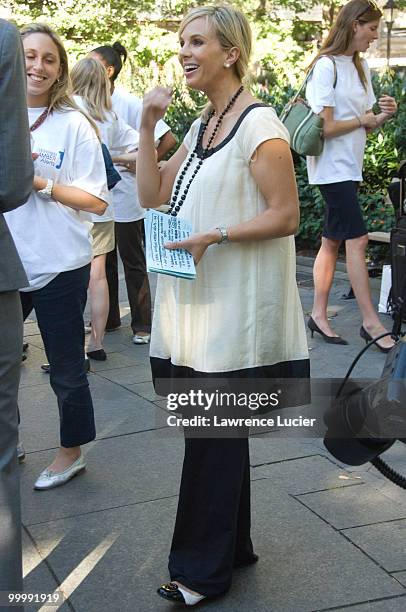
0, 19, 33, 292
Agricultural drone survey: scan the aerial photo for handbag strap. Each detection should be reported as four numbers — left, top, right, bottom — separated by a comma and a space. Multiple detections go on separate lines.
291, 55, 337, 105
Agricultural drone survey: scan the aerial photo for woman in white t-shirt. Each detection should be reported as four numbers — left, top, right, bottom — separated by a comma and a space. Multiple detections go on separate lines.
305, 0, 397, 352
5, 24, 109, 490
71, 58, 139, 361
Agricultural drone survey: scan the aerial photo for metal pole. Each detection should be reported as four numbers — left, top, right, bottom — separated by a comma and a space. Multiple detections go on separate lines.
386, 21, 393, 67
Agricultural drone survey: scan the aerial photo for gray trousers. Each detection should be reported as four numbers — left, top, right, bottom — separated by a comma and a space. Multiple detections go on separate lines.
0, 291, 23, 598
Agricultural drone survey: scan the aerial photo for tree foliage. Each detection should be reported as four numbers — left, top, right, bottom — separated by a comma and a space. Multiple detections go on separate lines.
6, 1, 405, 91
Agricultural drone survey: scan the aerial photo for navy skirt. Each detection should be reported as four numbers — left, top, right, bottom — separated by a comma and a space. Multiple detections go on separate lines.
319, 181, 368, 240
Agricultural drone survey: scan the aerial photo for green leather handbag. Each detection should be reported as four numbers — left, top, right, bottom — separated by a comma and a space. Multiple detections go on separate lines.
280, 56, 337, 157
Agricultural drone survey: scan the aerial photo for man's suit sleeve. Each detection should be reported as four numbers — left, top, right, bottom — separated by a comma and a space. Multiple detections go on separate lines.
0, 20, 33, 212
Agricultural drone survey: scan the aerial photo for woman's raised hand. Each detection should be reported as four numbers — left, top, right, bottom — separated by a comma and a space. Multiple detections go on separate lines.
141, 87, 172, 128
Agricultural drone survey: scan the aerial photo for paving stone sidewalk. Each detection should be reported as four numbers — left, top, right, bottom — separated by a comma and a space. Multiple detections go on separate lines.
18, 260, 406, 612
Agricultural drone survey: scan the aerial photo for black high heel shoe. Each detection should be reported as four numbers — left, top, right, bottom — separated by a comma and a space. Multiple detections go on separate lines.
307, 317, 348, 345
359, 326, 393, 354
157, 582, 206, 606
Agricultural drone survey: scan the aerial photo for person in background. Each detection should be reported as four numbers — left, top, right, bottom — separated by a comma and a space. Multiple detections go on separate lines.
6, 23, 108, 490
305, 0, 397, 352
0, 18, 33, 605
137, 5, 309, 605
71, 57, 139, 361
90, 42, 176, 344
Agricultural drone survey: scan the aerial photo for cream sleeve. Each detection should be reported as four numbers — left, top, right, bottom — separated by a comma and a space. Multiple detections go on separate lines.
237, 107, 290, 163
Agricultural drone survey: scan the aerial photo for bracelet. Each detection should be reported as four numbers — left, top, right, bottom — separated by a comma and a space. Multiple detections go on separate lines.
37, 178, 54, 199
216, 227, 229, 244
356, 116, 362, 128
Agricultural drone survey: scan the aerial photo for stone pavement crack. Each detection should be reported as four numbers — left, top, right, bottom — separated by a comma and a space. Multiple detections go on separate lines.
23, 493, 180, 527
314, 592, 406, 611
293, 493, 405, 582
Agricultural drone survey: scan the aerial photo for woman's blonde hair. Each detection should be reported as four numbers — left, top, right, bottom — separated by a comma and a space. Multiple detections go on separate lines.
20, 23, 100, 136
71, 57, 113, 122
179, 5, 252, 118
309, 0, 382, 90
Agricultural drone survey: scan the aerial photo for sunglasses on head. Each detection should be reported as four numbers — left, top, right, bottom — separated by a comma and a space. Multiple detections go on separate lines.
356, 0, 380, 20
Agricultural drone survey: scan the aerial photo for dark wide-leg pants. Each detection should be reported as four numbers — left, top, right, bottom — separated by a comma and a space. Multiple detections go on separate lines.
105, 220, 151, 334
20, 265, 95, 447
168, 437, 254, 597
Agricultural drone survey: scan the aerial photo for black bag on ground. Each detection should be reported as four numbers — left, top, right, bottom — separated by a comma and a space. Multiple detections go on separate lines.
388, 160, 406, 322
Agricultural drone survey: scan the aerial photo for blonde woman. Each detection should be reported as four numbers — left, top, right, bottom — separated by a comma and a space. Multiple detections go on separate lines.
5, 24, 108, 490
71, 58, 139, 360
305, 0, 397, 351
137, 5, 309, 605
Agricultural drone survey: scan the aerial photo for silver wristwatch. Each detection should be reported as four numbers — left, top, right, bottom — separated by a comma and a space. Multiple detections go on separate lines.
216, 227, 229, 244
37, 178, 54, 199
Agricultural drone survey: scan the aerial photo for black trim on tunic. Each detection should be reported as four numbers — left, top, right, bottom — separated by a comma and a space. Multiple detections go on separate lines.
150, 356, 311, 410
196, 103, 269, 158
151, 356, 310, 383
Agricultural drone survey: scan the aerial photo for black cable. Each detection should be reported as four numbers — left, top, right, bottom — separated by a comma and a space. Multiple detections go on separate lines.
334, 330, 406, 488
335, 331, 394, 399
371, 456, 406, 488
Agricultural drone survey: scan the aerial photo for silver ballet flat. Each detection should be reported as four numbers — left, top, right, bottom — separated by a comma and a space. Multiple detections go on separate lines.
34, 454, 86, 490
132, 333, 151, 345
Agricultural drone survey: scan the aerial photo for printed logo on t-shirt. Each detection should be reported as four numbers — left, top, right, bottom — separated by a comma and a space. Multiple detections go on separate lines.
37, 148, 65, 169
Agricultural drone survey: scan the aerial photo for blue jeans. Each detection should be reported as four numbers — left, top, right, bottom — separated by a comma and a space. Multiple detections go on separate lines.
20, 265, 95, 447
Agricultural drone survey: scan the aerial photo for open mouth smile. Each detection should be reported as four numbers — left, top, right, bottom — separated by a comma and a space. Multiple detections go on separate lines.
183, 64, 199, 76
28, 74, 47, 83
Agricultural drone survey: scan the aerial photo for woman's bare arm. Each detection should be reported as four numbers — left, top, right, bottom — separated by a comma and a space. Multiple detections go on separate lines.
33, 176, 107, 215
165, 138, 300, 263
111, 151, 138, 164
136, 87, 188, 208
321, 92, 397, 138
320, 106, 377, 138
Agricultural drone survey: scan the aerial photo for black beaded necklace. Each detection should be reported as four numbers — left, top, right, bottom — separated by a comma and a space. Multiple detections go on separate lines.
168, 85, 244, 217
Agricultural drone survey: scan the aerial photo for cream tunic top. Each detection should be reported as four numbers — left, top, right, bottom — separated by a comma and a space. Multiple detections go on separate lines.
150, 105, 309, 373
